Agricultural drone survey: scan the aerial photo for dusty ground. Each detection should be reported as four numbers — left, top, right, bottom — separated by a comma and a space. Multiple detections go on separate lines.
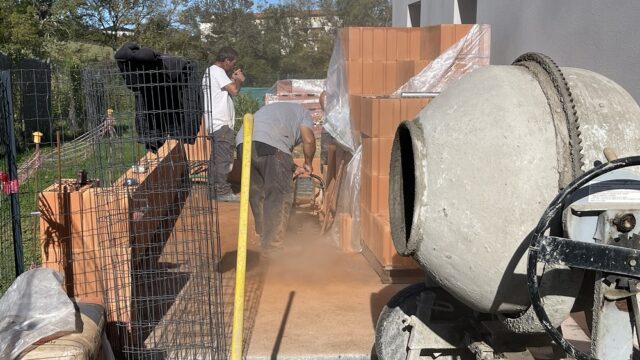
215, 201, 593, 360
216, 202, 406, 359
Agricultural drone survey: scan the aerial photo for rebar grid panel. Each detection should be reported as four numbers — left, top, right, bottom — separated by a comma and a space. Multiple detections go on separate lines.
85, 60, 225, 359
0, 71, 17, 291
1, 57, 227, 359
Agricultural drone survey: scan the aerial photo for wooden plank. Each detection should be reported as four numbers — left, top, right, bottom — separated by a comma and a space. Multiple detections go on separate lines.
325, 144, 337, 186
360, 244, 424, 284
321, 160, 345, 234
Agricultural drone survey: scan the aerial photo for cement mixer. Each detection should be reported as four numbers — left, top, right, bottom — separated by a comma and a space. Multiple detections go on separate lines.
375, 53, 640, 360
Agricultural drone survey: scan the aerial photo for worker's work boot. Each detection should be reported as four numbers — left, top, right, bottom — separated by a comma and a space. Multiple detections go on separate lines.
262, 246, 285, 258
248, 233, 261, 247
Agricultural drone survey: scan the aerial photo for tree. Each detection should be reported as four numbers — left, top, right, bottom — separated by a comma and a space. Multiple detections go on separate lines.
194, 0, 275, 85
243, 1, 336, 84
0, 1, 45, 58
73, 0, 172, 49
333, 0, 391, 27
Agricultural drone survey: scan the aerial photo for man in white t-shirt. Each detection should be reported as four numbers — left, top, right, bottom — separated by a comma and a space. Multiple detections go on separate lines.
202, 46, 245, 201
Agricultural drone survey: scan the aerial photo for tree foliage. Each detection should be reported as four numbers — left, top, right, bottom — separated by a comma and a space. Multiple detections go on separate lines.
0, 1, 44, 58
0, 0, 392, 86
72, 0, 179, 49
334, 0, 391, 27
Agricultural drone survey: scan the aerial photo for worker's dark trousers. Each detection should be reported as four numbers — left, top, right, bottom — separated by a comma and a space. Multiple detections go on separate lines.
238, 143, 293, 250
208, 125, 235, 197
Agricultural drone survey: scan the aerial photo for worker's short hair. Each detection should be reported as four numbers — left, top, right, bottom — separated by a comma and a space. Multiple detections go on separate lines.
216, 46, 238, 62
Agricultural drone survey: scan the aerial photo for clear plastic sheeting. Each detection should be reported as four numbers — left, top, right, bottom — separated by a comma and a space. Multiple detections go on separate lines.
392, 24, 491, 96
335, 145, 362, 252
266, 79, 325, 95
265, 79, 326, 124
323, 37, 355, 153
0, 268, 78, 359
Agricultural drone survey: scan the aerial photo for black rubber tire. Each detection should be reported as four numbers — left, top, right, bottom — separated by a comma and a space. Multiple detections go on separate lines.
375, 283, 427, 360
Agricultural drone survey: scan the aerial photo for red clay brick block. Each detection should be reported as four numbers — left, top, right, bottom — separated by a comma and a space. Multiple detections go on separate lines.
413, 60, 429, 74
375, 175, 390, 216
361, 136, 373, 174
340, 213, 357, 252
360, 96, 374, 137
420, 24, 476, 61
401, 97, 431, 121
378, 138, 393, 176
349, 95, 362, 132
372, 27, 387, 61
396, 28, 410, 60
375, 214, 419, 268
454, 24, 473, 43
362, 61, 385, 95
360, 169, 372, 211
396, 60, 416, 87
362, 27, 375, 61
346, 60, 363, 95
378, 98, 402, 138
362, 97, 402, 138
383, 61, 398, 95
439, 24, 456, 53
371, 173, 383, 214
408, 28, 423, 60
360, 97, 375, 137
360, 204, 372, 247
340, 27, 363, 60
420, 26, 437, 60
385, 29, 398, 61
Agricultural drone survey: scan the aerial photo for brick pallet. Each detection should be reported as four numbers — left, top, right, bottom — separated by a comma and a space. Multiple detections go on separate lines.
336, 24, 490, 283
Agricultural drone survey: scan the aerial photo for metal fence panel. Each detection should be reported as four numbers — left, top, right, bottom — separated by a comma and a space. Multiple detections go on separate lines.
0, 58, 227, 359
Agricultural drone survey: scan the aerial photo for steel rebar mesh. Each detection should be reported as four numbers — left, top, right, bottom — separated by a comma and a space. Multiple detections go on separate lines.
85, 60, 226, 359
0, 57, 227, 359
0, 71, 15, 292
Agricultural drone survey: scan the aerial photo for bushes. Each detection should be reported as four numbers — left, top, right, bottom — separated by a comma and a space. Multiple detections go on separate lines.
233, 92, 261, 132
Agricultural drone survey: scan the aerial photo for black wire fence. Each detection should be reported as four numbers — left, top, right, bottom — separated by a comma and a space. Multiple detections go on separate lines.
0, 55, 227, 359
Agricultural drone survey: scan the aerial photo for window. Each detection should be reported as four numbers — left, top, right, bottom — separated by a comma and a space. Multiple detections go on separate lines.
408, 1, 421, 27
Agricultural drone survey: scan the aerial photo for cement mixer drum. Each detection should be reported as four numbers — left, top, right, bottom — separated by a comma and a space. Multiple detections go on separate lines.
388, 53, 640, 315
376, 52, 640, 360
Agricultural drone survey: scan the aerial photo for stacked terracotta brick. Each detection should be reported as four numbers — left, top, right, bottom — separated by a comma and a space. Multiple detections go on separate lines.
337, 25, 490, 278
265, 79, 324, 123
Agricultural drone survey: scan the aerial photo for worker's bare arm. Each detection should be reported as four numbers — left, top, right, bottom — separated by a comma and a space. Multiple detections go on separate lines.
224, 69, 245, 96
300, 126, 316, 174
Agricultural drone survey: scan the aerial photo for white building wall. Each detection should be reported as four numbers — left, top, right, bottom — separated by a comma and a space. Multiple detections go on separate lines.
392, 0, 458, 27
391, 0, 411, 27
392, 0, 640, 101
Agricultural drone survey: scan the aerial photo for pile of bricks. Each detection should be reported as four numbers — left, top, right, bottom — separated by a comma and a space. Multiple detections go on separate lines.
265, 79, 324, 123
340, 25, 488, 97
358, 97, 430, 273
336, 24, 490, 282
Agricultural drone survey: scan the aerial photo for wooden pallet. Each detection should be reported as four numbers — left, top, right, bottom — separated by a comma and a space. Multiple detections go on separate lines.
360, 243, 424, 284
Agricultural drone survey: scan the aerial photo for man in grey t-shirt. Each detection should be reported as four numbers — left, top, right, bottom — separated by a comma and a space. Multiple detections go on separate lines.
237, 102, 316, 256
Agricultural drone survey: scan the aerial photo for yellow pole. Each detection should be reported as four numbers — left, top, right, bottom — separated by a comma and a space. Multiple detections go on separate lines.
230, 113, 254, 360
